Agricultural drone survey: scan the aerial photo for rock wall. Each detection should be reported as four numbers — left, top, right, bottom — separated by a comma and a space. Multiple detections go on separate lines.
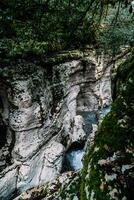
0, 50, 112, 199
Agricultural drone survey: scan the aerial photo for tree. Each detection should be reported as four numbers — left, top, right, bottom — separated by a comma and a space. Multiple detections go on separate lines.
0, 0, 133, 64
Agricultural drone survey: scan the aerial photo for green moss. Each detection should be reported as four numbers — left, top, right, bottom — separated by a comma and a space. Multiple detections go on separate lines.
80, 55, 134, 200
117, 55, 134, 81
59, 173, 81, 200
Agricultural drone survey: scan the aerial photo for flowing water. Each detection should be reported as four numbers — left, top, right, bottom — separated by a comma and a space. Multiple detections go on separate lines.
66, 149, 84, 171
67, 108, 111, 171
64, 108, 111, 171
64, 111, 97, 171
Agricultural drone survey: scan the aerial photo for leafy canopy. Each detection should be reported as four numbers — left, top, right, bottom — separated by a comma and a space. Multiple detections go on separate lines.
0, 0, 133, 63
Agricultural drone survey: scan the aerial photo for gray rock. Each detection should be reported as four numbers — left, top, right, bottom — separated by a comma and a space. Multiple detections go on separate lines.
0, 165, 18, 200
0, 51, 112, 199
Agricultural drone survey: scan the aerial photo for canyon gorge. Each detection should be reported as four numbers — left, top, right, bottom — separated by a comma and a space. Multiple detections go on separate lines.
0, 50, 113, 199
0, 1, 134, 199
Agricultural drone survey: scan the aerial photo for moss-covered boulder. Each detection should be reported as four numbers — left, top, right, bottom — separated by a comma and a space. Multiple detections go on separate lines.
80, 55, 134, 200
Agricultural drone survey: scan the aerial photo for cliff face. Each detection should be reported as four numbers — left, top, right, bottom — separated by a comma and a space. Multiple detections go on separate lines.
0, 50, 112, 199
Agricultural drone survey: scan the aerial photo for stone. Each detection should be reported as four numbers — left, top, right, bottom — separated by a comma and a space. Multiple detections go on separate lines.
9, 103, 42, 132
0, 166, 18, 200
71, 115, 86, 143
0, 51, 112, 199
17, 141, 64, 193
9, 80, 33, 109
105, 173, 117, 182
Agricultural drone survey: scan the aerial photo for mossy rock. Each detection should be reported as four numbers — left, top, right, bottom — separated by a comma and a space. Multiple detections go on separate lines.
80, 55, 134, 200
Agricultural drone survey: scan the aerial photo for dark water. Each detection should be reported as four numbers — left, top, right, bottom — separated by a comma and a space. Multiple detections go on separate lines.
99, 106, 111, 119
77, 111, 98, 135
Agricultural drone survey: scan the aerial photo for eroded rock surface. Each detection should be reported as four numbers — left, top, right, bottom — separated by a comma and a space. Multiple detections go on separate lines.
0, 51, 112, 199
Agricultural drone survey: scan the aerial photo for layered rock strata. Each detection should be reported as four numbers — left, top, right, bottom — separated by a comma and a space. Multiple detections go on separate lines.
0, 50, 112, 199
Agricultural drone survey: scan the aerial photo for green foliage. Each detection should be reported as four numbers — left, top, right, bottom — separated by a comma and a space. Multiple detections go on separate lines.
0, 0, 94, 61
0, 0, 132, 64
98, 7, 134, 55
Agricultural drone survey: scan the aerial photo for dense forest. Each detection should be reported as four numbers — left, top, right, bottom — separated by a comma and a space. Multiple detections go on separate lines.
0, 0, 133, 64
